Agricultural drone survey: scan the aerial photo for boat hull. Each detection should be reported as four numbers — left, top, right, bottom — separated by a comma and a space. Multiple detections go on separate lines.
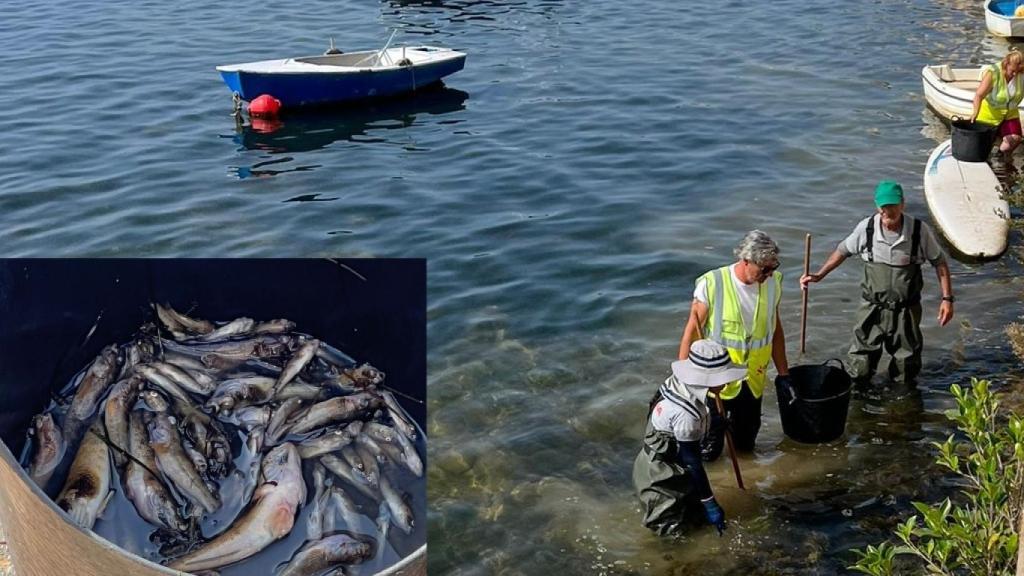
219, 53, 466, 108
921, 65, 979, 121
985, 0, 1024, 37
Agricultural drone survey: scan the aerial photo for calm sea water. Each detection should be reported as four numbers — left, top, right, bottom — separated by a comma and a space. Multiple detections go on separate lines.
3, 0, 1024, 574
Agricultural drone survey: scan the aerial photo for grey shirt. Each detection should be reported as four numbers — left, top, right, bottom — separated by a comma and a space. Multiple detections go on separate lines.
838, 214, 946, 266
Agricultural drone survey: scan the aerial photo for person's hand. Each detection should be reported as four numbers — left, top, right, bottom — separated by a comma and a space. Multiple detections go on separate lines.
799, 273, 821, 290
701, 497, 726, 535
938, 300, 954, 326
970, 113, 979, 123
775, 374, 795, 403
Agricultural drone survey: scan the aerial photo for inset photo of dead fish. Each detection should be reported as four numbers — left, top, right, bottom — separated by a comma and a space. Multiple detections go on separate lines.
0, 259, 425, 576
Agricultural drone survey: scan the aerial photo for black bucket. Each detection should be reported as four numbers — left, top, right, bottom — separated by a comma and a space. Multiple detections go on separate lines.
950, 117, 996, 162
775, 359, 852, 444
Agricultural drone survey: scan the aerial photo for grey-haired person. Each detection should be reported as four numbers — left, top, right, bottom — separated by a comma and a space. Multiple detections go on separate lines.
633, 340, 747, 535
678, 230, 791, 461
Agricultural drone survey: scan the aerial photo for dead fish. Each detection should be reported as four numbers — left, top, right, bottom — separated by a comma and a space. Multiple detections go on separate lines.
55, 423, 112, 530
29, 413, 66, 487
278, 534, 372, 576
155, 303, 215, 335
193, 317, 256, 342
321, 454, 377, 501
363, 422, 422, 477
322, 364, 385, 395
288, 393, 383, 435
162, 350, 218, 374
135, 364, 197, 408
148, 413, 220, 514
379, 472, 413, 534
297, 428, 353, 460
139, 389, 170, 413
324, 487, 364, 535
340, 444, 365, 472
124, 411, 187, 532
119, 340, 154, 380
306, 462, 330, 541
66, 345, 121, 427
238, 430, 263, 506
159, 335, 294, 365
104, 375, 143, 468
152, 360, 215, 396
168, 443, 306, 572
353, 443, 380, 490
231, 404, 273, 432
380, 390, 417, 441
273, 339, 320, 396
205, 376, 278, 413
253, 319, 296, 334
265, 397, 305, 446
375, 500, 391, 562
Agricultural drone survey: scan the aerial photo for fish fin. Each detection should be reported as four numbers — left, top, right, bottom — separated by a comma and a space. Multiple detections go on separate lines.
97, 490, 115, 519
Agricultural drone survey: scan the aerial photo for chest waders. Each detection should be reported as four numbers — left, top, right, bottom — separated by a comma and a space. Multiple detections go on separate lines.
847, 217, 924, 384
632, 417, 704, 535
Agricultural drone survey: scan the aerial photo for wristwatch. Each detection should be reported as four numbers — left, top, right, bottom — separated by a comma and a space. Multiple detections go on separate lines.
942, 295, 955, 303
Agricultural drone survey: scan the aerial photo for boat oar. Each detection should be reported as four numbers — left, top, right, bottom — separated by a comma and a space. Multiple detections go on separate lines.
695, 323, 745, 490
800, 233, 811, 355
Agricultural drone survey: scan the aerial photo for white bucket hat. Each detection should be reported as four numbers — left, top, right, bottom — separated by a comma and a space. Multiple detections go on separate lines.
671, 339, 747, 388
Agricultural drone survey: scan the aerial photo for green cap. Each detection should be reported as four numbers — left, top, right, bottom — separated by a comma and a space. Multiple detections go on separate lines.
874, 180, 904, 207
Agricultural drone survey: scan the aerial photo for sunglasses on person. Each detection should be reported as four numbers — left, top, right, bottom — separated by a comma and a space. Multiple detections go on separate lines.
749, 259, 779, 277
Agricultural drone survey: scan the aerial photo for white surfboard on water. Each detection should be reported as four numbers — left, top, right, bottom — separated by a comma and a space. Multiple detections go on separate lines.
923, 139, 1009, 259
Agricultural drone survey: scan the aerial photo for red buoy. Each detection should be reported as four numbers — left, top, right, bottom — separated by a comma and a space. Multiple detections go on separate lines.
249, 94, 282, 118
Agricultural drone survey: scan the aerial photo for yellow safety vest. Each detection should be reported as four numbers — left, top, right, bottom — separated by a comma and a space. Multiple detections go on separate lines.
978, 63, 1023, 125
700, 265, 782, 400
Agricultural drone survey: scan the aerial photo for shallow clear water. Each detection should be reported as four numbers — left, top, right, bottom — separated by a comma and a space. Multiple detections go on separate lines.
3, 0, 1024, 573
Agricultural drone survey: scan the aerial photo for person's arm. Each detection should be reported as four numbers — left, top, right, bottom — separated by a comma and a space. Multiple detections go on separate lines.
800, 249, 848, 288
678, 299, 708, 359
771, 313, 789, 375
972, 70, 994, 122
935, 259, 954, 326
676, 441, 713, 499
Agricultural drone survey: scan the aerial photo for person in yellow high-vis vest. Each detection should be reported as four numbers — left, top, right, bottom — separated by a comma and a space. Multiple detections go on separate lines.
971, 50, 1024, 169
678, 230, 791, 461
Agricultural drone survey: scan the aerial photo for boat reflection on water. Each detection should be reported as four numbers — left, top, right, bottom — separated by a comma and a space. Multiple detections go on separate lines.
232, 84, 469, 154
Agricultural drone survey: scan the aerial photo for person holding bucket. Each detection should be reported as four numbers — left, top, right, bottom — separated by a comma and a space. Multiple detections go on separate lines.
800, 181, 954, 385
970, 50, 1024, 168
678, 230, 791, 461
633, 340, 747, 535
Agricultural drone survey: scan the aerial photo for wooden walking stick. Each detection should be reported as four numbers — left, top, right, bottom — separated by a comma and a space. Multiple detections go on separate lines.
695, 322, 745, 490
800, 233, 811, 354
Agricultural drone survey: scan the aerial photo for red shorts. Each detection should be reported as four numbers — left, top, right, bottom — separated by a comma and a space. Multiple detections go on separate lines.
1000, 118, 1022, 137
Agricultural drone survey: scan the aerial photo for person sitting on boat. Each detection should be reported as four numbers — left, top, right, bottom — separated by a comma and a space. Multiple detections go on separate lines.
970, 50, 1024, 169
678, 230, 790, 461
800, 181, 954, 386
632, 340, 747, 536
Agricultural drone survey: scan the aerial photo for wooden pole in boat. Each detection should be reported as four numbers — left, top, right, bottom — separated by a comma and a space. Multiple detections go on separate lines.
800, 233, 811, 355
696, 322, 745, 490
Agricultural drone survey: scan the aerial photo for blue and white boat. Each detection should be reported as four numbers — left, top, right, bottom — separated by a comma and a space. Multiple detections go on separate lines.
985, 0, 1024, 38
217, 41, 466, 108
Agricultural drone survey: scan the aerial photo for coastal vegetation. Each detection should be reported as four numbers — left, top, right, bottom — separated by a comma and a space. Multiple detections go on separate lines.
848, 379, 1023, 575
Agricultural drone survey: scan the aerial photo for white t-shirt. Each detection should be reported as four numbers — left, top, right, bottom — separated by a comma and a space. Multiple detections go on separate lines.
651, 383, 709, 442
693, 263, 761, 331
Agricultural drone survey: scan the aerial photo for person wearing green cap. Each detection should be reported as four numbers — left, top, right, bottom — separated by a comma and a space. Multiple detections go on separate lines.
800, 180, 954, 385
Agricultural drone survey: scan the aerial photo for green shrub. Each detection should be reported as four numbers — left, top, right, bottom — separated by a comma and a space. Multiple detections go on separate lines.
849, 379, 1024, 575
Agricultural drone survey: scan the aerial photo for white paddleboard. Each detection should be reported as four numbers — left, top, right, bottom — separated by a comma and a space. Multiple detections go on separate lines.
923, 139, 1009, 259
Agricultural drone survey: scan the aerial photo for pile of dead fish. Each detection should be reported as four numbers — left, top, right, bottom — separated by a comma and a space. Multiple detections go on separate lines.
25, 303, 423, 575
